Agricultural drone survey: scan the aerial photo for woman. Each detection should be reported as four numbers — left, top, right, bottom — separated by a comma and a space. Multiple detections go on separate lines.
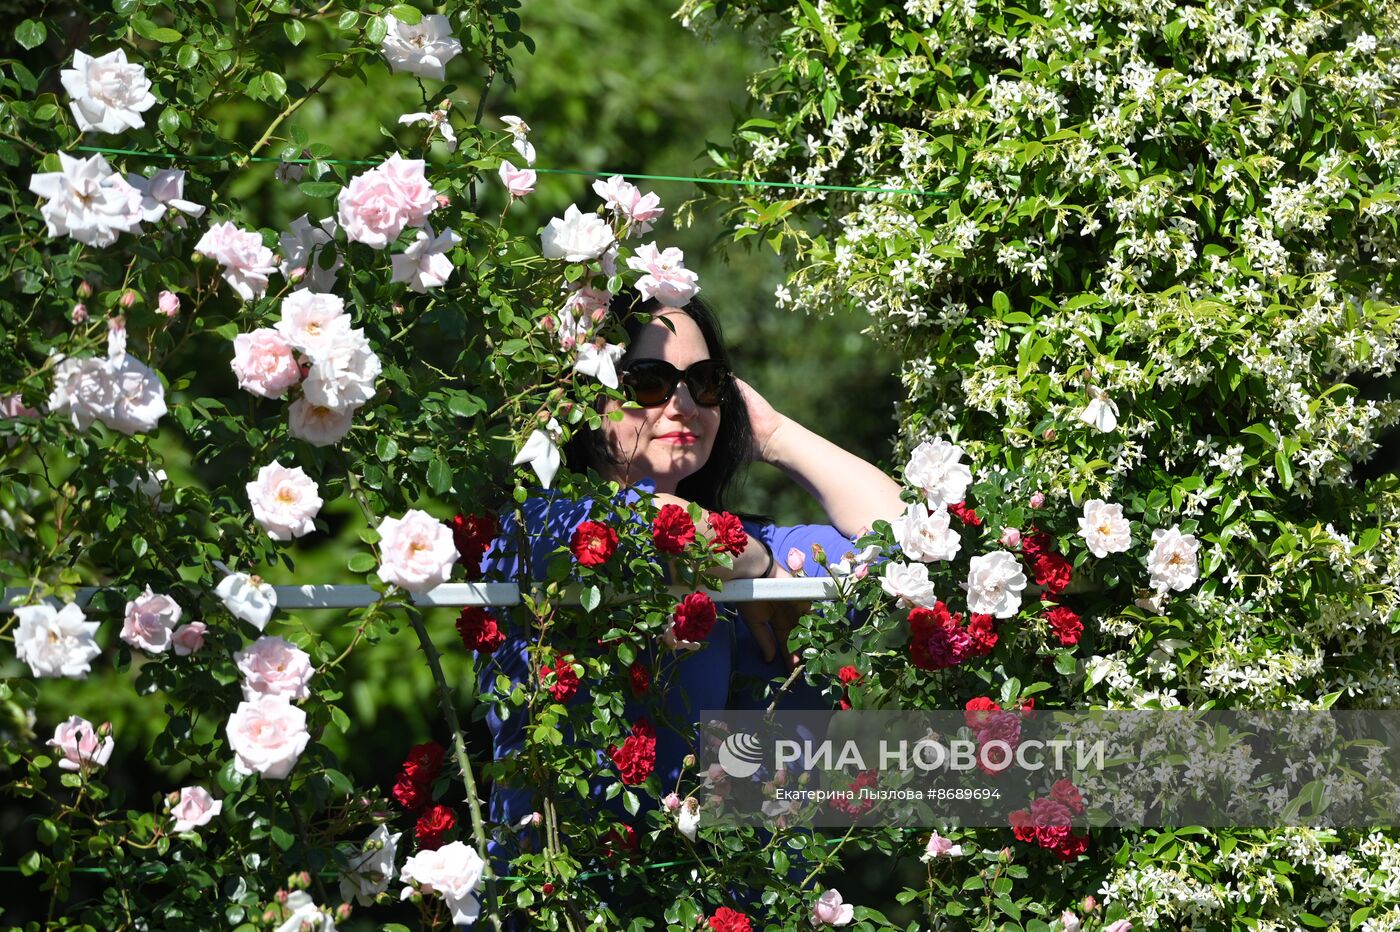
477, 290, 905, 859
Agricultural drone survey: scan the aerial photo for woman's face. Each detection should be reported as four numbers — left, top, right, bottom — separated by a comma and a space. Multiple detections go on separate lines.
600, 310, 722, 494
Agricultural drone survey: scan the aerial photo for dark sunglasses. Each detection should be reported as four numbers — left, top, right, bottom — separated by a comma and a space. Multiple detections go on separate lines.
620, 358, 731, 408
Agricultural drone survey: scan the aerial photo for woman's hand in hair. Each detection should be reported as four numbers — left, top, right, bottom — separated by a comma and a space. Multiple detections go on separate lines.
734, 377, 789, 465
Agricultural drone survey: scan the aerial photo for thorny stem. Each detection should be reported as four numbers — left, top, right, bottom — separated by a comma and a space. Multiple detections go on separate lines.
282, 784, 331, 904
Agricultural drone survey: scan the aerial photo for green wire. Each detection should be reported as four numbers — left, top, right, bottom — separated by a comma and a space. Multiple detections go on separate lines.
71, 145, 952, 198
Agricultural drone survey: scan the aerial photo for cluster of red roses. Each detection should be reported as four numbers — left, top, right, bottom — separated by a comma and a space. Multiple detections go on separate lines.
671, 590, 718, 642
964, 697, 1036, 776
389, 741, 457, 850
907, 601, 998, 671
608, 717, 657, 784
452, 512, 499, 579
567, 503, 750, 569
1010, 779, 1090, 861
455, 606, 505, 654
707, 906, 753, 931
1020, 531, 1084, 647
826, 769, 880, 816
836, 664, 861, 710
540, 654, 580, 702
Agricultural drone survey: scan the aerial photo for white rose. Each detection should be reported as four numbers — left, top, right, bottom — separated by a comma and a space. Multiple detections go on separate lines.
964, 551, 1028, 619
1147, 526, 1201, 593
234, 636, 316, 702
1077, 499, 1132, 559
227, 694, 310, 780
47, 715, 113, 771
126, 168, 205, 225
340, 825, 402, 906
400, 841, 485, 926
390, 225, 459, 293
380, 13, 463, 81
120, 586, 182, 653
61, 49, 156, 133
288, 398, 356, 447
28, 152, 144, 248
376, 510, 459, 594
170, 785, 222, 833
247, 461, 323, 541
541, 204, 613, 262
302, 327, 381, 412
572, 342, 625, 389
278, 215, 342, 293
893, 502, 961, 562
276, 290, 350, 357
14, 602, 101, 678
880, 561, 938, 608
904, 437, 973, 508
274, 890, 336, 932
215, 569, 277, 631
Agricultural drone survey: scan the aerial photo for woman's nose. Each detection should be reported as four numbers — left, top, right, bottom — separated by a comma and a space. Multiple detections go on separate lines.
665, 379, 699, 418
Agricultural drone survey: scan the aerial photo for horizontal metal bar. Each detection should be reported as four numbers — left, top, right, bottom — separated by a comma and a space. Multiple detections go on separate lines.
2, 577, 840, 611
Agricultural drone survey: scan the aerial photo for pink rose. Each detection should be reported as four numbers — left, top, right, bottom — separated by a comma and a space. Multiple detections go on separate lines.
47, 715, 113, 772
288, 398, 355, 446
498, 160, 536, 197
390, 225, 459, 293
1103, 923, 1132, 932
246, 460, 322, 540
195, 221, 277, 301
0, 394, 39, 419
624, 242, 700, 307
120, 586, 183, 653
170, 785, 222, 832
276, 291, 349, 357
377, 509, 459, 593
1029, 491, 1046, 509
231, 328, 300, 399
810, 889, 854, 927
301, 327, 381, 412
786, 547, 806, 574
337, 154, 437, 248
662, 792, 681, 811
999, 527, 1021, 548
157, 290, 180, 317
226, 694, 310, 779
234, 635, 315, 702
592, 175, 664, 232
171, 621, 207, 656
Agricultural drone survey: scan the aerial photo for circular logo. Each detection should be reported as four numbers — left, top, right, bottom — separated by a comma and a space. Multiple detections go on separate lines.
717, 732, 763, 778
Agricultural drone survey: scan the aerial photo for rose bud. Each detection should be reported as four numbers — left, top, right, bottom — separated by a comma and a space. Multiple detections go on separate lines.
1042, 427, 1057, 441
157, 290, 181, 317
999, 527, 1021, 548
76, 280, 93, 298
1029, 492, 1046, 509
119, 289, 138, 309
71, 303, 89, 323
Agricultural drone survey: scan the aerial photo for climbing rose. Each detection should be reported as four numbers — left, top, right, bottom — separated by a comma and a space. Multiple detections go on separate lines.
14, 602, 101, 679
542, 655, 579, 702
810, 888, 855, 927
965, 551, 1028, 618
652, 504, 696, 554
541, 204, 613, 262
947, 500, 982, 526
390, 225, 459, 293
964, 697, 1002, 729
707, 511, 748, 556
707, 907, 752, 932
288, 398, 354, 447
1147, 526, 1201, 593
61, 49, 157, 133
195, 221, 277, 301
246, 461, 323, 540
609, 718, 656, 785
380, 13, 462, 81
29, 153, 143, 247
1078, 499, 1132, 558
376, 510, 459, 593
625, 242, 700, 307
666, 592, 717, 650
120, 587, 182, 654
169, 786, 222, 833
570, 520, 619, 567
301, 326, 382, 412
455, 607, 505, 655
399, 841, 486, 926
498, 161, 536, 197
904, 437, 973, 508
47, 716, 113, 771
337, 154, 438, 248
171, 622, 207, 656
276, 290, 349, 358
629, 660, 650, 696
226, 695, 310, 779
234, 636, 315, 702
838, 665, 861, 686
230, 329, 300, 399
415, 803, 456, 850
1045, 604, 1084, 646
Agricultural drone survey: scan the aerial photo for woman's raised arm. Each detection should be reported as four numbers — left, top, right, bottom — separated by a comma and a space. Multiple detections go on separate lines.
736, 378, 905, 538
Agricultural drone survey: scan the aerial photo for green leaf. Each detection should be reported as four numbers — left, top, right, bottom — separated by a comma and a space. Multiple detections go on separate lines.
376, 436, 399, 462
389, 4, 423, 25
176, 45, 199, 69
427, 457, 453, 494
14, 19, 46, 50
263, 71, 287, 100
158, 108, 182, 136
1274, 450, 1294, 489
348, 552, 377, 574
336, 11, 358, 31
283, 20, 307, 45
298, 181, 341, 198
992, 290, 1010, 315
580, 585, 601, 613
270, 824, 295, 851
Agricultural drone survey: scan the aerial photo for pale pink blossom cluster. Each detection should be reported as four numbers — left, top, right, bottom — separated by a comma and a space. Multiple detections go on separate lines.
226, 694, 310, 779
48, 321, 167, 435
230, 329, 301, 399
380, 13, 462, 81
246, 461, 323, 540
196, 221, 278, 301
234, 636, 316, 702
47, 715, 113, 772
29, 152, 144, 248
120, 586, 183, 653
61, 49, 156, 134
904, 438, 973, 508
391, 225, 459, 293
964, 550, 1028, 618
400, 841, 485, 926
592, 175, 664, 235
625, 242, 700, 307
169, 786, 221, 832
337, 154, 438, 249
13, 601, 101, 679
376, 510, 459, 594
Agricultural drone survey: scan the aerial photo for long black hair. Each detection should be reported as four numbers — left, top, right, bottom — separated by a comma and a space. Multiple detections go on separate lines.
564, 288, 754, 513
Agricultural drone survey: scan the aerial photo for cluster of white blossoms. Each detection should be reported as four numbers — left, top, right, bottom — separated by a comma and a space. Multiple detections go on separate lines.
375, 509, 459, 594
400, 841, 486, 925
47, 320, 167, 436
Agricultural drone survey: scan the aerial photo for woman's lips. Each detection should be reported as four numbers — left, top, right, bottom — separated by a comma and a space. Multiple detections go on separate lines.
655, 432, 699, 445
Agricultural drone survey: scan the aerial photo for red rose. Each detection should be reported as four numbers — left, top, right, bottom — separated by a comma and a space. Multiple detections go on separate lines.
966, 613, 998, 657
1050, 778, 1084, 814
1009, 808, 1036, 843
609, 718, 657, 785
838, 697, 852, 711
909, 602, 971, 670
672, 592, 717, 643
452, 512, 500, 580
1031, 551, 1073, 596
837, 665, 861, 686
964, 696, 1002, 729
948, 501, 983, 526
415, 803, 456, 850
1045, 604, 1083, 646
456, 607, 506, 654
707, 511, 749, 556
628, 660, 650, 697
976, 712, 1022, 776
542, 655, 580, 703
1052, 832, 1090, 861
391, 772, 429, 812
1019, 698, 1036, 718
570, 520, 619, 567
403, 741, 445, 784
600, 823, 638, 861
708, 908, 753, 932
652, 504, 697, 554
1021, 530, 1055, 558
1029, 796, 1073, 851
